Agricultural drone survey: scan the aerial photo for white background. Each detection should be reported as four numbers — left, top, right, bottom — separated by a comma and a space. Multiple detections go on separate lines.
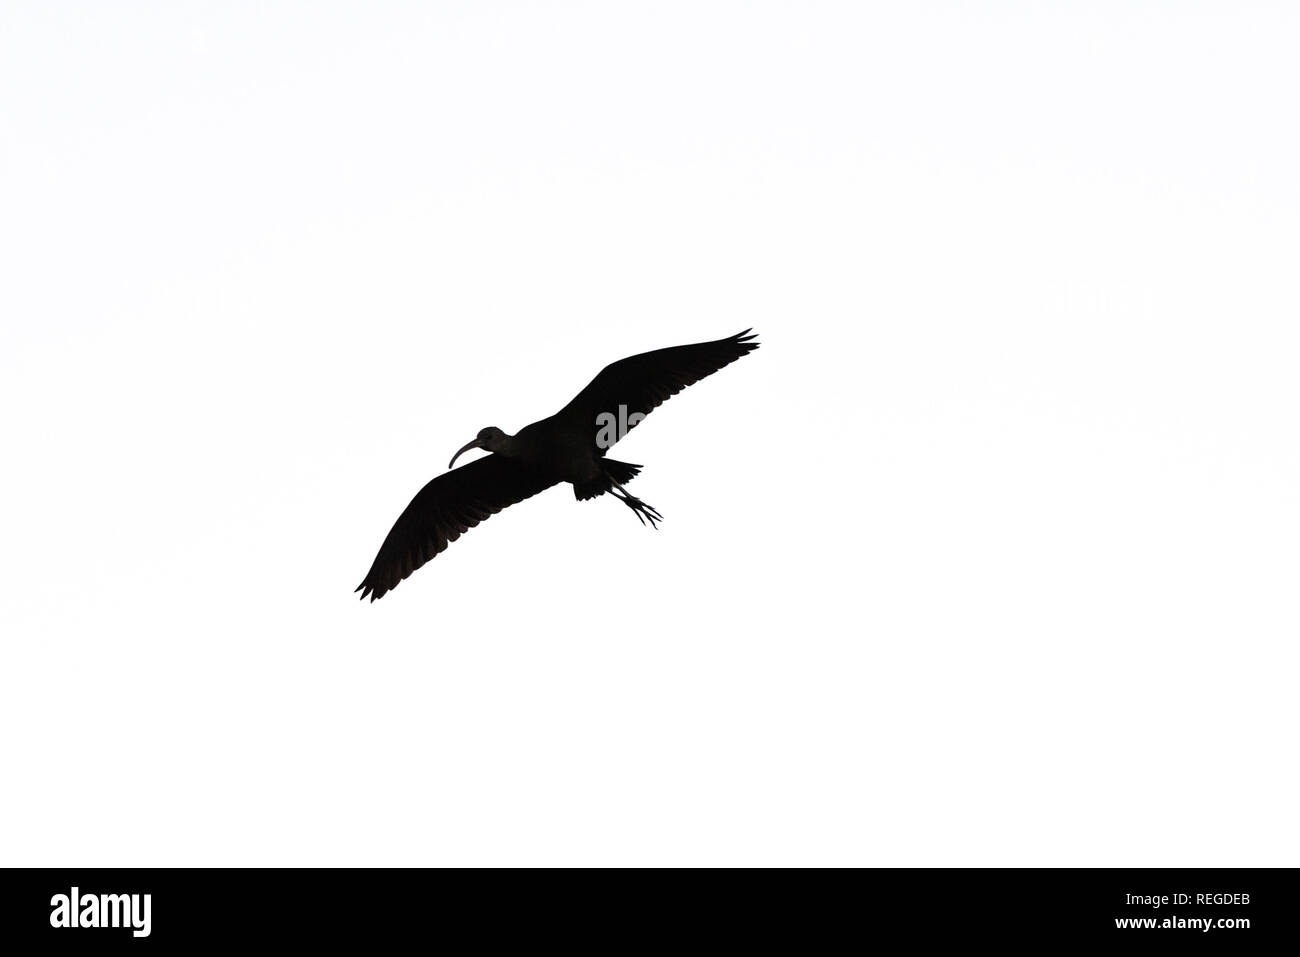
2, 2, 1297, 866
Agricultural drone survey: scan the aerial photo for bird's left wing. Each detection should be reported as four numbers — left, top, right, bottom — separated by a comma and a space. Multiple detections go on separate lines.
356, 454, 560, 601
554, 329, 759, 450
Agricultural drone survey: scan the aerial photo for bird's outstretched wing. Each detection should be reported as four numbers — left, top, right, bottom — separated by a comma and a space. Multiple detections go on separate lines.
356, 455, 559, 601
555, 329, 759, 449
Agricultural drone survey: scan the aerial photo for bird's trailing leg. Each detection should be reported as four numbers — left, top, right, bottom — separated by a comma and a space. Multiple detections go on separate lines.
610, 480, 662, 529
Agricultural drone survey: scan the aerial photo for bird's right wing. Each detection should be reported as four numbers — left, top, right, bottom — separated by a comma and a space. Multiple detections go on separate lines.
356, 454, 560, 601
555, 329, 760, 449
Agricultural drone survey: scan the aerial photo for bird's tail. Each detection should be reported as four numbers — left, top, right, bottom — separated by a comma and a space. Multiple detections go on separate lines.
603, 459, 642, 487
574, 460, 643, 501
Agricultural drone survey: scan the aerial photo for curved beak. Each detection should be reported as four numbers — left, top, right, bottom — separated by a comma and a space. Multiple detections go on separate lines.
448, 438, 482, 470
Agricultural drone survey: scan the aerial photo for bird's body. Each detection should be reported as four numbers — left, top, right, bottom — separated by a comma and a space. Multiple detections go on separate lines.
512, 416, 599, 487
356, 330, 759, 601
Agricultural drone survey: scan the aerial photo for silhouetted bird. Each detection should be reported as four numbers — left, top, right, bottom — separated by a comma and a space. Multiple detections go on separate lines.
356, 330, 760, 601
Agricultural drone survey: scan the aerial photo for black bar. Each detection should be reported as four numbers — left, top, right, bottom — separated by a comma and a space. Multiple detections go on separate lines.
0, 867, 1293, 947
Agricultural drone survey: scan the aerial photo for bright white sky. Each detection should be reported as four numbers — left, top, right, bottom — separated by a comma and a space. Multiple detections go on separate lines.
2, 2, 1297, 866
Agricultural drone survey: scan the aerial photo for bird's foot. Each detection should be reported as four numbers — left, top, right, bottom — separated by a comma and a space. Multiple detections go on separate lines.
615, 489, 662, 529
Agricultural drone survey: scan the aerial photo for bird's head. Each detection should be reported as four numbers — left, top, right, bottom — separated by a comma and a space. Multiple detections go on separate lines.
448, 426, 510, 469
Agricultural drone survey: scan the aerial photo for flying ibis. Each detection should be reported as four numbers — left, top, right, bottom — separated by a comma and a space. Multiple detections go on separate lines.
355, 329, 760, 601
